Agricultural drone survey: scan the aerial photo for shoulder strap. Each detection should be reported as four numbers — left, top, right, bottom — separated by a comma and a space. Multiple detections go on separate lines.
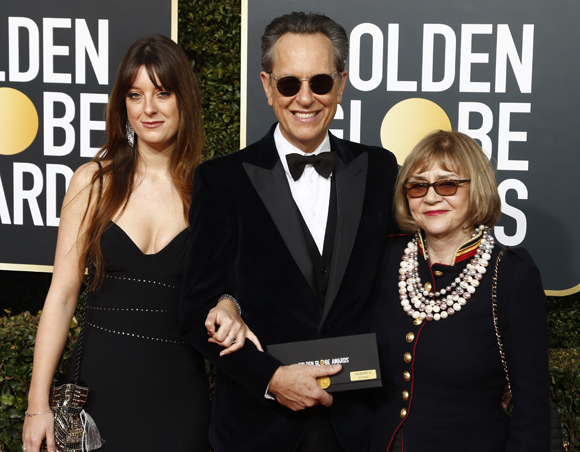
491, 249, 511, 397
73, 161, 104, 385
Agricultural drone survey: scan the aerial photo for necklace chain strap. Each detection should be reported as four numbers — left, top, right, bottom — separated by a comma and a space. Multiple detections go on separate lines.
399, 225, 495, 322
491, 249, 511, 396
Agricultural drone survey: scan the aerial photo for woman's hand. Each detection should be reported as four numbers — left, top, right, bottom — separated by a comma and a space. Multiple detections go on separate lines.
22, 410, 55, 452
205, 298, 263, 356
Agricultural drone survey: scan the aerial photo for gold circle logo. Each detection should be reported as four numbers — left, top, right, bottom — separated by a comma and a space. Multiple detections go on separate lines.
380, 98, 451, 165
0, 88, 39, 155
317, 376, 331, 389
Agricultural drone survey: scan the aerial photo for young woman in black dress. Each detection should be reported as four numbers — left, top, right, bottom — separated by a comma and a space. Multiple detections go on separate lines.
23, 35, 254, 452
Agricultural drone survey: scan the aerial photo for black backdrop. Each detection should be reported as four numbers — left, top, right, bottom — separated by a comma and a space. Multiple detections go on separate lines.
0, 0, 173, 313
242, 0, 580, 294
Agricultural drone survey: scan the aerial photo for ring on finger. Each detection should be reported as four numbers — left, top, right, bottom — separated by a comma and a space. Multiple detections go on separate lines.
229, 336, 237, 344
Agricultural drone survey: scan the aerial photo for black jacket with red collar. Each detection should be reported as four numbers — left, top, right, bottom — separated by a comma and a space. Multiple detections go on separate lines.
370, 234, 550, 452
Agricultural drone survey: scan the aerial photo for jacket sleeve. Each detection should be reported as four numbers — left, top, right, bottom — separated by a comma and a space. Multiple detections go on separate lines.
178, 163, 282, 401
499, 248, 551, 452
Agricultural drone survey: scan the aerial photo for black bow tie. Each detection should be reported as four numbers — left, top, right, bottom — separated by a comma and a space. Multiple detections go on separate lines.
286, 152, 337, 181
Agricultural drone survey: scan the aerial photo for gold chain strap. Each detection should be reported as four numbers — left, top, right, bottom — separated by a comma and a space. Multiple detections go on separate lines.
491, 249, 512, 397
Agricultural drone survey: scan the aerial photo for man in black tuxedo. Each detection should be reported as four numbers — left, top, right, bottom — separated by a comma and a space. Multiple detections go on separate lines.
179, 11, 398, 452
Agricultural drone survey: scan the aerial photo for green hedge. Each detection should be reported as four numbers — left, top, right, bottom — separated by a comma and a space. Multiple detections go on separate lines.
179, 0, 241, 160
549, 295, 580, 350
0, 310, 79, 451
0, 312, 34, 449
549, 293, 580, 450
550, 348, 580, 450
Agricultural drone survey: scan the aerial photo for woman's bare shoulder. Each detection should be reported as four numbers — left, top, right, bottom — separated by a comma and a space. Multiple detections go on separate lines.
73, 161, 101, 183
63, 161, 105, 207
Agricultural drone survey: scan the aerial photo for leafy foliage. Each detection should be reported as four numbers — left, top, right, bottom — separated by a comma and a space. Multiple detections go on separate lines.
548, 294, 580, 349
0, 310, 79, 452
550, 348, 580, 450
548, 293, 580, 450
179, 0, 242, 160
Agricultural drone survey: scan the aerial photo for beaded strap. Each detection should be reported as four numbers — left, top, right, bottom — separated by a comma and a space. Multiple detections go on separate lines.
491, 249, 512, 397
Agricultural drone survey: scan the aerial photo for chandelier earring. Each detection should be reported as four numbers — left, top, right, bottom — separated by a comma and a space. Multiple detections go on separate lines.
125, 121, 135, 148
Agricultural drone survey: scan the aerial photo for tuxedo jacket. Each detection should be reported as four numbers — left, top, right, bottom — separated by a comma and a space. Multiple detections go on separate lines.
179, 124, 399, 452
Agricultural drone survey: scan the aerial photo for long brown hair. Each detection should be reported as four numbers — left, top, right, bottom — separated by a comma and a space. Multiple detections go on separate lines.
81, 35, 204, 289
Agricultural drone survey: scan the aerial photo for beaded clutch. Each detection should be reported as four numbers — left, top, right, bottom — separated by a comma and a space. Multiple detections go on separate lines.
40, 381, 103, 452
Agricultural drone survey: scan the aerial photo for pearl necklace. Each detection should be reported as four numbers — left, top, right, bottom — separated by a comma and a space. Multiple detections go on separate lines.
399, 225, 495, 322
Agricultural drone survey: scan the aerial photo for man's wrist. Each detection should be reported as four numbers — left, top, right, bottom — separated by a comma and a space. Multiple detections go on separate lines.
265, 365, 285, 400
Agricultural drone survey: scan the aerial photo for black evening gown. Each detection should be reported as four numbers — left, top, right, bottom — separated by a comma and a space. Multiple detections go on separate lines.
69, 222, 210, 451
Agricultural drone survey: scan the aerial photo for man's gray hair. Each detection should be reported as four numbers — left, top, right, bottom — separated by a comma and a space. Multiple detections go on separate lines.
261, 12, 349, 74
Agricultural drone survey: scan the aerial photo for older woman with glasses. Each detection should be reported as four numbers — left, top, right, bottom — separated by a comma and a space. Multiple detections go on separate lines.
370, 130, 550, 452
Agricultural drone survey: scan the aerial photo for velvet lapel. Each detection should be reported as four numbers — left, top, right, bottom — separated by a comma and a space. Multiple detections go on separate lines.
242, 130, 317, 297
320, 136, 368, 328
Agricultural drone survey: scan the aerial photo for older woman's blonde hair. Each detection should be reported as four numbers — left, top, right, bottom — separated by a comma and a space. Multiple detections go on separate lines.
394, 130, 502, 233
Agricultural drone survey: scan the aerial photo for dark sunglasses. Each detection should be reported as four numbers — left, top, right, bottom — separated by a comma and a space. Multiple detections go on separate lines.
403, 179, 471, 198
271, 71, 338, 97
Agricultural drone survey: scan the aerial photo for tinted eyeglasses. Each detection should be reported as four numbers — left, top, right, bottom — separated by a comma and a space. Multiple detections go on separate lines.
271, 71, 338, 97
403, 179, 471, 198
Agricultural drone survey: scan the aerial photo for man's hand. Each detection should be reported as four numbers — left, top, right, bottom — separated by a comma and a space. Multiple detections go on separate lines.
268, 364, 342, 411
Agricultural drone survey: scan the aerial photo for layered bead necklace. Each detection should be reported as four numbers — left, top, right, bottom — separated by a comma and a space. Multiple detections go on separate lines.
399, 225, 495, 321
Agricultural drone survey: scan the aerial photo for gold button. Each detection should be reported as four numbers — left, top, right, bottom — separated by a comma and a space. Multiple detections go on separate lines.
423, 282, 432, 292
402, 390, 409, 401
434, 271, 443, 277
413, 318, 423, 326
406, 332, 415, 342
404, 352, 412, 363
400, 408, 407, 418
403, 371, 411, 381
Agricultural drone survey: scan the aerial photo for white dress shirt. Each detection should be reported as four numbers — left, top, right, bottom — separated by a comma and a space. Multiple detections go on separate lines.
274, 124, 332, 254
264, 125, 334, 400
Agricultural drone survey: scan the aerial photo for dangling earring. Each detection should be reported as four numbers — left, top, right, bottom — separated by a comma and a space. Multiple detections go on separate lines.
125, 121, 135, 148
